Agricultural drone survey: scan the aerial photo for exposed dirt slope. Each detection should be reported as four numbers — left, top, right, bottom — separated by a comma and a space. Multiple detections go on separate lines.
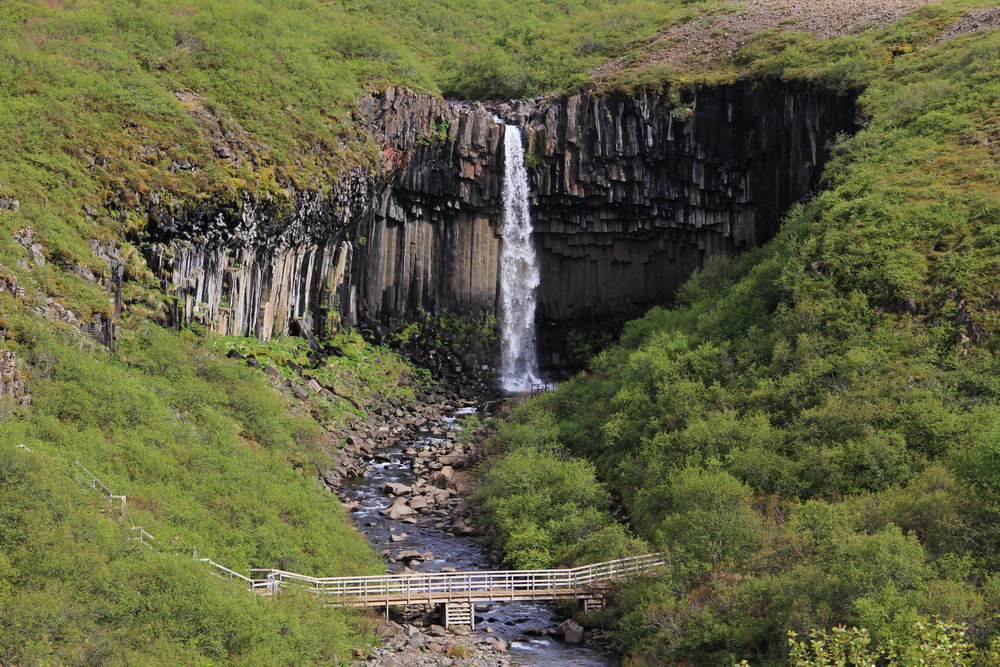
936, 7, 1000, 41
594, 0, 932, 77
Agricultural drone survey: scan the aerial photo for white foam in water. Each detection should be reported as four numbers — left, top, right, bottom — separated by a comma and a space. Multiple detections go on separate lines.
496, 119, 542, 394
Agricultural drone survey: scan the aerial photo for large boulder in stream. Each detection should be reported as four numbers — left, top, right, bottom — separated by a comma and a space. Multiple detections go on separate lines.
395, 549, 425, 563
382, 497, 417, 519
430, 466, 454, 488
408, 495, 429, 509
558, 619, 585, 644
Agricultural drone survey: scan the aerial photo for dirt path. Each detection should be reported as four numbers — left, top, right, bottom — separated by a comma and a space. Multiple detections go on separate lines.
594, 0, 933, 78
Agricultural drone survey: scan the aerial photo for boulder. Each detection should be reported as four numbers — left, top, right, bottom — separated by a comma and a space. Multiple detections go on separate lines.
430, 466, 454, 488
485, 636, 508, 652
558, 619, 584, 644
396, 550, 425, 563
382, 498, 417, 519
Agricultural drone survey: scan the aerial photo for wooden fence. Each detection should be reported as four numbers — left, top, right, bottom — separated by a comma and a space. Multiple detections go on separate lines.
248, 553, 667, 606
37, 449, 666, 610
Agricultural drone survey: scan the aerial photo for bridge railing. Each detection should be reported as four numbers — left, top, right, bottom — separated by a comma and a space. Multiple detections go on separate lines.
253, 552, 667, 602
43, 448, 665, 605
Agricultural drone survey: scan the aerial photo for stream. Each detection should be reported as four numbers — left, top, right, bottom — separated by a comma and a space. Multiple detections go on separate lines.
341, 407, 616, 666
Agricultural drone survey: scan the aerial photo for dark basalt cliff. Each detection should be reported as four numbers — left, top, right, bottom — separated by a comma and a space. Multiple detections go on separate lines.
508, 85, 855, 322
148, 82, 855, 362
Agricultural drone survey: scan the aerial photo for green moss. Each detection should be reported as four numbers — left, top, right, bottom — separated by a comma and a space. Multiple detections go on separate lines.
210, 330, 428, 421
389, 308, 498, 369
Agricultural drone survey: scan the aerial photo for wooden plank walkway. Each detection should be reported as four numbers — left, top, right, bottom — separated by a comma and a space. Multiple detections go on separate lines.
51, 451, 666, 614
248, 553, 667, 606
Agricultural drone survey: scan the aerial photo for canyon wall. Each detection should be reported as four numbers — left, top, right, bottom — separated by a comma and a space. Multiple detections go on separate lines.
147, 82, 855, 355
509, 85, 855, 322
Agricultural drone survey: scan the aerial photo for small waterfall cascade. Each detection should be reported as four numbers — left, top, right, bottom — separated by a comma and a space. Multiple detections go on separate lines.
496, 120, 542, 393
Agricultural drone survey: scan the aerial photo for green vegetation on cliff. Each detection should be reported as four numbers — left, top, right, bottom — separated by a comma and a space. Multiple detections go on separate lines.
477, 12, 1000, 667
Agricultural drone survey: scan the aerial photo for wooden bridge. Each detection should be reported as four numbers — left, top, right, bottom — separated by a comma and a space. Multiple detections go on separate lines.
245, 553, 667, 627
54, 451, 666, 628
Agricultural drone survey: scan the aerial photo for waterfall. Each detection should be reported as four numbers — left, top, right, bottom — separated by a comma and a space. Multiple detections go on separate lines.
497, 121, 541, 393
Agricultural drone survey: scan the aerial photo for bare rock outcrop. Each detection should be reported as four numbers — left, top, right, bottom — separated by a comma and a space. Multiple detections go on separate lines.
149, 82, 855, 367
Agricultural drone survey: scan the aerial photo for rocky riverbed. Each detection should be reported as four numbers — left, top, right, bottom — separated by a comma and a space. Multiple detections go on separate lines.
324, 395, 616, 667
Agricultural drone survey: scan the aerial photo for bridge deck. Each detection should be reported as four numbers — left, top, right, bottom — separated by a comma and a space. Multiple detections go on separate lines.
340, 586, 609, 607
248, 553, 667, 607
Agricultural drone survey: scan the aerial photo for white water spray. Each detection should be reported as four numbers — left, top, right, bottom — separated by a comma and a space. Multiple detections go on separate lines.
496, 120, 542, 393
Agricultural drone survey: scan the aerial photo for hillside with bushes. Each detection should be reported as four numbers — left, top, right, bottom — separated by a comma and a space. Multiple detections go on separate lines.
476, 4, 1000, 664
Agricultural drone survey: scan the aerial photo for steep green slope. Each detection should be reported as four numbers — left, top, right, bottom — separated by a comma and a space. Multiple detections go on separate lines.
0, 447, 372, 665
478, 12, 1000, 666
0, 295, 433, 662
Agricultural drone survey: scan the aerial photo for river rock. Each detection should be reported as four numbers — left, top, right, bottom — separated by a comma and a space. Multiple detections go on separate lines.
383, 498, 417, 519
485, 636, 508, 652
438, 454, 465, 467
396, 549, 425, 563
430, 466, 454, 488
384, 482, 412, 495
559, 619, 585, 644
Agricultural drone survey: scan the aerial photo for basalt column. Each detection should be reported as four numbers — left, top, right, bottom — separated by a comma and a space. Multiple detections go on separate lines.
344, 92, 507, 328
147, 84, 855, 363
494, 83, 856, 328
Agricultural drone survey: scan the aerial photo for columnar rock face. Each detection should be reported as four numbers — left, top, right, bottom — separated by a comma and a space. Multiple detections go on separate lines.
145, 176, 369, 338
347, 90, 505, 326
501, 84, 855, 322
148, 83, 855, 351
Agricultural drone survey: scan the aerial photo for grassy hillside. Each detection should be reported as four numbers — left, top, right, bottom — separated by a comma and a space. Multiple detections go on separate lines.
0, 279, 433, 662
0, 447, 373, 665
476, 6, 1000, 665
